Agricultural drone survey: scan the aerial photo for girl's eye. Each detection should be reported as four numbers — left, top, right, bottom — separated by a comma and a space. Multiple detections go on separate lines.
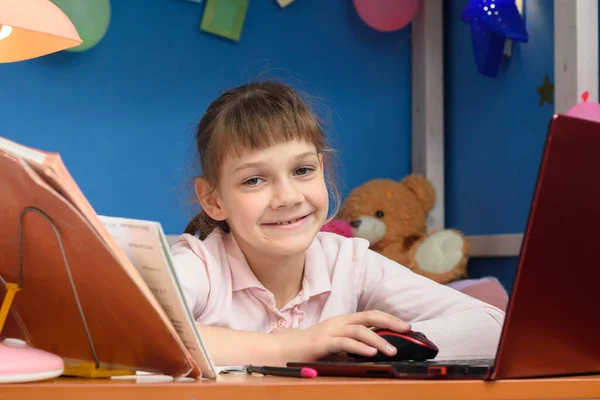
243, 177, 263, 186
294, 167, 313, 176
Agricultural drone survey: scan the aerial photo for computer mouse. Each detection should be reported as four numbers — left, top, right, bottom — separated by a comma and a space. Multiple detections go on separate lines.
348, 329, 439, 362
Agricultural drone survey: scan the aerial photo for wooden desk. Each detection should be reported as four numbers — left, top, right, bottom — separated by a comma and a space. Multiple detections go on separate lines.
2, 374, 600, 400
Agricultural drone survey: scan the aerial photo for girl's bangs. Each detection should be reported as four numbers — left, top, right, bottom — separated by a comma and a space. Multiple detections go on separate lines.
214, 106, 323, 158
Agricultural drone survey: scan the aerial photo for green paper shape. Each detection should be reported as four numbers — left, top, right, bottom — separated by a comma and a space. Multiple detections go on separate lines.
51, 0, 111, 52
200, 0, 248, 42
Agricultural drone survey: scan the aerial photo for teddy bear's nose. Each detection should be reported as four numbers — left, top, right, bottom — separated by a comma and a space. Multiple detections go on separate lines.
350, 219, 362, 228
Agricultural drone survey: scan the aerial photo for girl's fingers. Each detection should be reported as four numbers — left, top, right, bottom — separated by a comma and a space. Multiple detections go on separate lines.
328, 336, 378, 357
339, 324, 397, 356
343, 310, 411, 333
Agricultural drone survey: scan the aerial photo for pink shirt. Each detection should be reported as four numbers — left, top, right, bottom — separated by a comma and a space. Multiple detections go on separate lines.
171, 229, 505, 360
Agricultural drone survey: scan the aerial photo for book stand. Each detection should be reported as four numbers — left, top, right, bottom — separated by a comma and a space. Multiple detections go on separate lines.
0, 207, 134, 378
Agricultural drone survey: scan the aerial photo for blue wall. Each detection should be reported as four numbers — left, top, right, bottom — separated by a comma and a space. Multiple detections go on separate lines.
0, 0, 411, 234
445, 0, 555, 292
1, 0, 557, 292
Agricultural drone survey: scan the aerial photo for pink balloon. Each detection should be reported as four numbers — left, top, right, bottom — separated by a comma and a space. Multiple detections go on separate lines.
566, 102, 600, 123
353, 0, 421, 32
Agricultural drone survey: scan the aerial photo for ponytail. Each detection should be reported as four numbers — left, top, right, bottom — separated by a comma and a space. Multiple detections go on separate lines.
184, 210, 230, 240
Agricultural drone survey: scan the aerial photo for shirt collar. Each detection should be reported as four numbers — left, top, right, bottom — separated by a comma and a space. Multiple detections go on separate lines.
223, 233, 264, 292
224, 233, 332, 298
302, 238, 332, 298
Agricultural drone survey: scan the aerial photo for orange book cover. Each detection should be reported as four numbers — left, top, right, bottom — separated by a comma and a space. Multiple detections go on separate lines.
0, 139, 205, 378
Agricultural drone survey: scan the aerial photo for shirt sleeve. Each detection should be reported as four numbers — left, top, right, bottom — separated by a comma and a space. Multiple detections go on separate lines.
355, 247, 505, 360
170, 239, 211, 321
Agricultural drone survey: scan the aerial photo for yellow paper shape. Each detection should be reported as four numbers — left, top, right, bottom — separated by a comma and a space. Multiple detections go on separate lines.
276, 0, 296, 8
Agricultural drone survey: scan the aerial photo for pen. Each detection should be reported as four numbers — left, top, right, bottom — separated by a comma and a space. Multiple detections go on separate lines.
246, 365, 318, 378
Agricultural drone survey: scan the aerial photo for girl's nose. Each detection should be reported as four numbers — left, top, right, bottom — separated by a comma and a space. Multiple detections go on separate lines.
271, 180, 304, 208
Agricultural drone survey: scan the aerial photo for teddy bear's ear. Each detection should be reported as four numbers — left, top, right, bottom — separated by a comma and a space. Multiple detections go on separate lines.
401, 174, 436, 213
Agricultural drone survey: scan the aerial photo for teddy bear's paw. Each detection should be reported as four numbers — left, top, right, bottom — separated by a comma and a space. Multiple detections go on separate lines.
415, 230, 465, 274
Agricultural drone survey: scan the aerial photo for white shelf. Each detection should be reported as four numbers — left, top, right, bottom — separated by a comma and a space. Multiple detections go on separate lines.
466, 234, 523, 258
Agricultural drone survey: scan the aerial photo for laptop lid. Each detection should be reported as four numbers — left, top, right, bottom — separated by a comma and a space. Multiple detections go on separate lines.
491, 114, 600, 379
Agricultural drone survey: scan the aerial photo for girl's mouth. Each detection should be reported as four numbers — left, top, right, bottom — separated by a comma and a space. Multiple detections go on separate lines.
264, 214, 310, 227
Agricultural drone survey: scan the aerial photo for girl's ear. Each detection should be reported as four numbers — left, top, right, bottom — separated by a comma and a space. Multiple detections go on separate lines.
195, 177, 227, 221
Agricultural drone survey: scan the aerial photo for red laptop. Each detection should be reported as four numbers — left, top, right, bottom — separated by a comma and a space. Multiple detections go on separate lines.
288, 114, 600, 380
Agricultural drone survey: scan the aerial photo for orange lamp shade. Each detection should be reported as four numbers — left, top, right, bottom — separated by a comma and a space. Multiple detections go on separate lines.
0, 0, 82, 63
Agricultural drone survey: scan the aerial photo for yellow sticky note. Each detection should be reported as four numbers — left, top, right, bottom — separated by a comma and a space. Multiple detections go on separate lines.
276, 0, 296, 8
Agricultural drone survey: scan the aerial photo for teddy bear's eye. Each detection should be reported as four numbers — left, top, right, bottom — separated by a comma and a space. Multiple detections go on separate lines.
375, 210, 384, 218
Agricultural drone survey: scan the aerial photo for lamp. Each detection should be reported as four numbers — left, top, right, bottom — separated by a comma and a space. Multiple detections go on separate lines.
0, 0, 82, 63
0, 0, 81, 384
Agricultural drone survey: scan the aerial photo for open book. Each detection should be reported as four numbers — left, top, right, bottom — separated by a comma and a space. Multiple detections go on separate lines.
0, 136, 215, 379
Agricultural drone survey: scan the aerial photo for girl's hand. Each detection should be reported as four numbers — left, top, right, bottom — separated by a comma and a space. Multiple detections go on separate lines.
272, 310, 411, 362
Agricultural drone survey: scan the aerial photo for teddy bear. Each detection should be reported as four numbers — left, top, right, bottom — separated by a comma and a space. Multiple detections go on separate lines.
337, 174, 470, 284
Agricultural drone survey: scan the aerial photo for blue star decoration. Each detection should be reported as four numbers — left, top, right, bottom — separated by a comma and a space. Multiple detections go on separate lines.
462, 0, 529, 78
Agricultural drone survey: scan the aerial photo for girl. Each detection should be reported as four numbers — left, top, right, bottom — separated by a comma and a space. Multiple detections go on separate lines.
172, 81, 505, 367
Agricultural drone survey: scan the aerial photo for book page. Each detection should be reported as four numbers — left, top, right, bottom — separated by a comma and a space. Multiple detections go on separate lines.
98, 215, 216, 379
0, 137, 47, 164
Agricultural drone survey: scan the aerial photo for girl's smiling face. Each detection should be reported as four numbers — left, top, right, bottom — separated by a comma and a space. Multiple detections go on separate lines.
211, 139, 329, 258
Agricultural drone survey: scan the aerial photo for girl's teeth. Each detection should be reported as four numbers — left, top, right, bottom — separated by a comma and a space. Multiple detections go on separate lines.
276, 217, 300, 225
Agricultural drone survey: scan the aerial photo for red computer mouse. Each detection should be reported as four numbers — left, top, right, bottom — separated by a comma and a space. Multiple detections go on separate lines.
348, 328, 439, 362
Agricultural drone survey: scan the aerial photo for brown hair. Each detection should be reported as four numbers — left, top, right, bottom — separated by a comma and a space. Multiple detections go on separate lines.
184, 80, 340, 239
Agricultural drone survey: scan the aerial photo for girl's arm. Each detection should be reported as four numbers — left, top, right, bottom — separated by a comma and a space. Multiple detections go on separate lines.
198, 310, 411, 366
197, 325, 285, 366
356, 248, 505, 360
